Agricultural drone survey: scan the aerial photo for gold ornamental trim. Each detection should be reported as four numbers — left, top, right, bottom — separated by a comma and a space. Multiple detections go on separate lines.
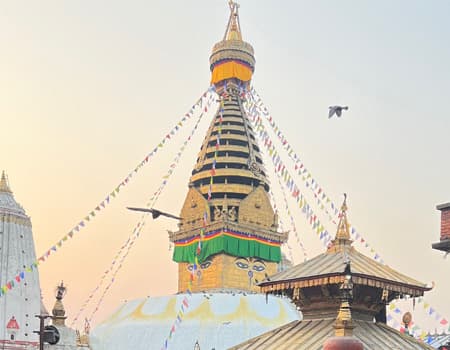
170, 220, 288, 243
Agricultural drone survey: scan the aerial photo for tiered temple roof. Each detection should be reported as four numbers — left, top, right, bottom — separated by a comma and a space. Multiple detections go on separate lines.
230, 197, 434, 349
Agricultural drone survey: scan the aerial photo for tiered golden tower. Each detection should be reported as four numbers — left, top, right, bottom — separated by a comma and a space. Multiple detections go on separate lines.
169, 2, 287, 293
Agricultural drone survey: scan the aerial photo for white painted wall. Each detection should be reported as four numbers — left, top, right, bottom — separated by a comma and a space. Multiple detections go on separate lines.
0, 190, 41, 344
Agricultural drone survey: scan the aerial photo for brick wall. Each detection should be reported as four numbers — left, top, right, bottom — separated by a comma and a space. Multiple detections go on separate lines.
441, 208, 450, 240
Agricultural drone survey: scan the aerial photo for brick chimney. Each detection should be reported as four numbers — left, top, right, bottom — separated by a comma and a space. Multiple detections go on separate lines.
432, 203, 450, 253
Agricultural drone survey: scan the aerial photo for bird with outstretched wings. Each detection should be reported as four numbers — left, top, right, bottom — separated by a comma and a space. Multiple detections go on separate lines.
328, 105, 349, 118
127, 207, 182, 220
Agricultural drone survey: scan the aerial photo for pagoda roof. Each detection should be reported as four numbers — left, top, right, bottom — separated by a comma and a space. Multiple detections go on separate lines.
427, 332, 450, 348
228, 318, 435, 350
260, 245, 430, 296
260, 197, 430, 297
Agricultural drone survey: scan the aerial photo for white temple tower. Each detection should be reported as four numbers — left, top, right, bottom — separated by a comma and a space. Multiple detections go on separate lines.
0, 171, 41, 348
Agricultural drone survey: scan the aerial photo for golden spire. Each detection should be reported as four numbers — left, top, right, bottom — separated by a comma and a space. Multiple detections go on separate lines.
334, 299, 355, 337
335, 193, 351, 241
0, 171, 12, 193
334, 274, 355, 337
52, 281, 67, 326
224, 0, 243, 41
327, 194, 352, 253
210, 0, 255, 85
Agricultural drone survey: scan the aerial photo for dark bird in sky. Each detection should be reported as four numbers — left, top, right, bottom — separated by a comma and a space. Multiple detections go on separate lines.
127, 207, 182, 220
328, 105, 349, 118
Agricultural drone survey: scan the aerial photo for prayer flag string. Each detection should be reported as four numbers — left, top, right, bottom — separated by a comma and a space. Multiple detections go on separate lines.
162, 89, 222, 350
262, 136, 308, 261
244, 88, 385, 264
244, 87, 449, 338
245, 103, 333, 247
268, 189, 295, 265
193, 93, 223, 281
0, 88, 214, 298
68, 92, 215, 326
388, 298, 450, 340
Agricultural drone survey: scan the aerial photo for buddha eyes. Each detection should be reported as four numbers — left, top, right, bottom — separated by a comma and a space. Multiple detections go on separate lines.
200, 261, 211, 269
235, 261, 249, 269
187, 260, 212, 271
252, 264, 265, 272
235, 258, 266, 272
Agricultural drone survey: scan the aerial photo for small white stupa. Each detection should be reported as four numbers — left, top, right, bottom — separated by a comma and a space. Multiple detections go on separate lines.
45, 281, 90, 349
0, 171, 42, 348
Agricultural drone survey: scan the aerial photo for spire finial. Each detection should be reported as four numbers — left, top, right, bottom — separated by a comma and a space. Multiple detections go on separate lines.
327, 194, 352, 253
0, 171, 12, 193
335, 193, 351, 241
55, 281, 67, 300
52, 281, 67, 326
334, 274, 355, 337
224, 0, 242, 41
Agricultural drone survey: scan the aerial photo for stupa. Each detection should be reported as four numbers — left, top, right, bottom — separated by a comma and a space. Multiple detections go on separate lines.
47, 281, 90, 349
90, 2, 300, 350
171, 0, 285, 294
0, 171, 41, 349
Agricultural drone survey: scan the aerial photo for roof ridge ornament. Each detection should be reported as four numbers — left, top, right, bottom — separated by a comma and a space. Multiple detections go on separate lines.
335, 193, 351, 241
326, 194, 353, 253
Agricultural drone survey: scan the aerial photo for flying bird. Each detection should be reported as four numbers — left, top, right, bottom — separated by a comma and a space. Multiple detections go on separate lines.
328, 105, 349, 118
127, 207, 182, 220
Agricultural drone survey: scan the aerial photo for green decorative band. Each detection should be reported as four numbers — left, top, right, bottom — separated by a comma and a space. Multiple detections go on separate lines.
172, 229, 282, 263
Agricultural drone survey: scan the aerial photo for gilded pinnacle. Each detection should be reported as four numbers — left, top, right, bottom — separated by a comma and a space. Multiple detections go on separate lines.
334, 300, 355, 337
0, 171, 12, 193
327, 194, 352, 253
335, 194, 351, 241
225, 1, 242, 41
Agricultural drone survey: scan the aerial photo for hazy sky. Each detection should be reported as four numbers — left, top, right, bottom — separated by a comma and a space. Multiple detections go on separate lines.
1, 0, 450, 334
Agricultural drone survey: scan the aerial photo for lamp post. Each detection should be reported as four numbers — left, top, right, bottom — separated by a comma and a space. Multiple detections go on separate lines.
34, 313, 50, 350
34, 312, 60, 349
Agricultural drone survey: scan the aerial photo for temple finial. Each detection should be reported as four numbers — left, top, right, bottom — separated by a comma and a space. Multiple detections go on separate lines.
52, 281, 67, 326
327, 194, 352, 253
335, 193, 350, 241
334, 274, 355, 337
0, 171, 12, 193
210, 0, 254, 85
224, 0, 242, 41
324, 273, 363, 348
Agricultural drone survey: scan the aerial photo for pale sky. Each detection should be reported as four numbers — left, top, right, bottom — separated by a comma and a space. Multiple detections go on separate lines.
1, 0, 450, 335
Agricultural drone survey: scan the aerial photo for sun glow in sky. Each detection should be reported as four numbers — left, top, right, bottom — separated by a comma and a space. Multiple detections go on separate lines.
1, 0, 450, 334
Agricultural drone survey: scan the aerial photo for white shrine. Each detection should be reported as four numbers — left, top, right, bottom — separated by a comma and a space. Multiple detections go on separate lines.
0, 171, 41, 349
0, 172, 89, 350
